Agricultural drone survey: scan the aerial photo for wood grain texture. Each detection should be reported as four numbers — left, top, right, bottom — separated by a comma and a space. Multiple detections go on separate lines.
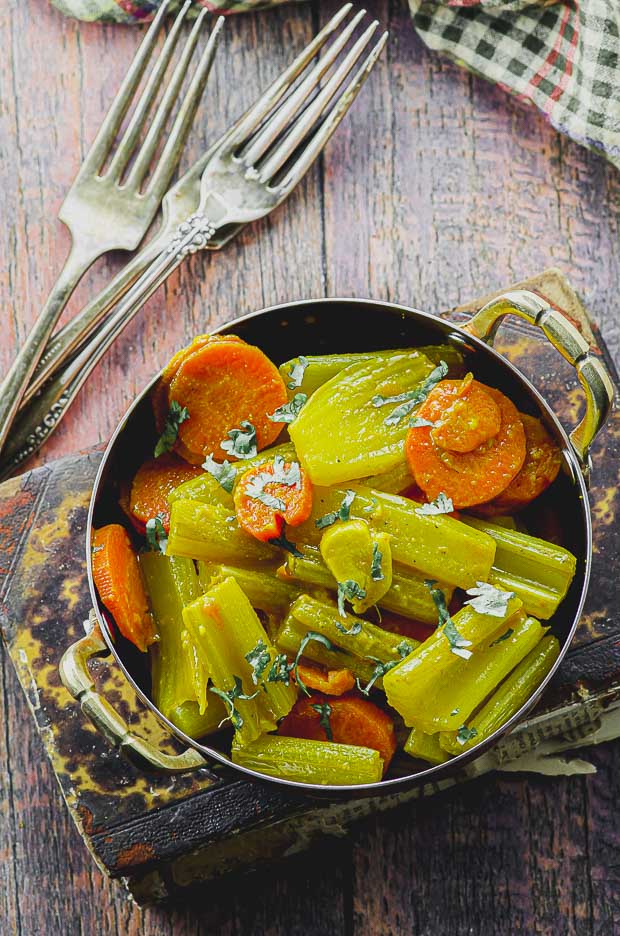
1, 0, 619, 934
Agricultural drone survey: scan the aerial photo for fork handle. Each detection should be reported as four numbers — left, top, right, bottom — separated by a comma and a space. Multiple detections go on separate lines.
0, 245, 95, 454
0, 215, 216, 480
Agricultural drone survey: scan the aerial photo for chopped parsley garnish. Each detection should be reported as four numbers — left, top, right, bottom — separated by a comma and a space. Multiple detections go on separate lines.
245, 639, 271, 685
267, 393, 307, 424
456, 725, 478, 746
154, 400, 189, 457
315, 489, 356, 529
292, 631, 335, 695
371, 361, 449, 426
409, 416, 435, 428
396, 640, 415, 658
311, 702, 333, 740
287, 356, 309, 390
209, 676, 260, 730
245, 456, 301, 510
464, 582, 516, 618
335, 618, 363, 636
370, 542, 384, 581
356, 657, 399, 696
337, 580, 366, 618
220, 421, 257, 460
450, 707, 460, 716
425, 579, 472, 659
490, 627, 515, 646
269, 532, 303, 557
362, 497, 379, 513
266, 653, 292, 686
203, 453, 237, 493
145, 514, 167, 553
415, 492, 454, 516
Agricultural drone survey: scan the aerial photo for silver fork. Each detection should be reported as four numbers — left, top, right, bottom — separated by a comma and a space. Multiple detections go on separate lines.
0, 4, 387, 480
0, 0, 224, 453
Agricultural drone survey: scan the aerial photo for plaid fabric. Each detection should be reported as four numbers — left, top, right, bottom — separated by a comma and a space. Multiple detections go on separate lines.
52, 0, 620, 172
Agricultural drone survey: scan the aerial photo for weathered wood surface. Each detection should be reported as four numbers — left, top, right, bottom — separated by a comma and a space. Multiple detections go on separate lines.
1, 0, 619, 934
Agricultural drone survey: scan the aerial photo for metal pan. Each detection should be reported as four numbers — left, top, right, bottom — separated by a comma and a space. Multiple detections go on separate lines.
60, 290, 614, 794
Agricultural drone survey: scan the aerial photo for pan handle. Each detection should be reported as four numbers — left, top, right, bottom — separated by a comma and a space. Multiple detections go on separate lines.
60, 610, 210, 774
465, 289, 615, 484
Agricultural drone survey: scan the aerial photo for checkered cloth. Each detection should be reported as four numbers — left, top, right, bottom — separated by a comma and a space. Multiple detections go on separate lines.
52, 0, 620, 172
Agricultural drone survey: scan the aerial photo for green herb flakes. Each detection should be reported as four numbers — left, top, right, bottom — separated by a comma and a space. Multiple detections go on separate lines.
269, 532, 303, 557
293, 631, 335, 695
245, 456, 301, 511
203, 453, 237, 493
267, 393, 307, 424
337, 580, 366, 618
464, 582, 516, 618
287, 356, 309, 390
311, 702, 334, 741
245, 639, 271, 685
221, 421, 257, 460
315, 490, 356, 529
456, 725, 478, 746
490, 627, 515, 646
145, 514, 168, 554
370, 542, 384, 581
415, 492, 454, 516
396, 640, 414, 658
154, 400, 190, 458
356, 657, 399, 696
266, 653, 292, 686
209, 676, 260, 730
424, 579, 473, 660
409, 416, 435, 428
371, 361, 448, 426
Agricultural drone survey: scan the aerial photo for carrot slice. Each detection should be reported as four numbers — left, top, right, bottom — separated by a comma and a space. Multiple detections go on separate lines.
152, 334, 214, 432
279, 694, 397, 772
430, 376, 501, 453
166, 336, 288, 464
91, 524, 155, 652
476, 413, 562, 515
129, 453, 204, 532
234, 457, 313, 542
406, 378, 526, 508
295, 662, 356, 696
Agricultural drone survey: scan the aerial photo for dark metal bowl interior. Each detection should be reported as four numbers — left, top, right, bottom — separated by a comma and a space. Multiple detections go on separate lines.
88, 298, 591, 795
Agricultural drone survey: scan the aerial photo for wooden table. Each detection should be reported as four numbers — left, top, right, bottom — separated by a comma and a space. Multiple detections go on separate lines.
1, 1, 619, 933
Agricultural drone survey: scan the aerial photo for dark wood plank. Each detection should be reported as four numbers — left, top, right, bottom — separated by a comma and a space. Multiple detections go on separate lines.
1, 0, 620, 933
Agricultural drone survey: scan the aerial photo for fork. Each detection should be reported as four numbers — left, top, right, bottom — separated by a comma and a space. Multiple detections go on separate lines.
0, 0, 224, 453
0, 4, 387, 480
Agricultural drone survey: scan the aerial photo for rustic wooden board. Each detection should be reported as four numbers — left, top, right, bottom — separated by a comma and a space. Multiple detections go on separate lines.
2, 0, 620, 933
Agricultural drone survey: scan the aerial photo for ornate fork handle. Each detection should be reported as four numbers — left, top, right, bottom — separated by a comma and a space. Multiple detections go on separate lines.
0, 214, 217, 481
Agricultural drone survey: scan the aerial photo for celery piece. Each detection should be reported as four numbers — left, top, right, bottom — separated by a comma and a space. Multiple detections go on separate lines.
294, 485, 495, 590
168, 695, 228, 739
412, 614, 547, 734
289, 352, 437, 485
283, 545, 446, 625
168, 442, 298, 510
463, 516, 577, 618
231, 734, 384, 785
383, 597, 523, 726
403, 727, 450, 765
276, 594, 417, 686
279, 346, 464, 398
141, 552, 208, 718
362, 460, 414, 495
319, 520, 392, 613
183, 577, 297, 746
440, 635, 560, 754
198, 561, 301, 615
168, 499, 276, 566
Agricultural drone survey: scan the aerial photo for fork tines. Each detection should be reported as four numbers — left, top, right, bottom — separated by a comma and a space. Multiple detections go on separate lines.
229, 4, 388, 193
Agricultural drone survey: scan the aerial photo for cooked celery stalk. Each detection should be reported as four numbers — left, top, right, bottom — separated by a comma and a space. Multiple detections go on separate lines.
403, 727, 450, 765
168, 499, 276, 565
319, 520, 392, 613
276, 594, 417, 685
383, 596, 523, 726
231, 734, 384, 785
141, 552, 209, 727
362, 460, 414, 494
183, 577, 297, 745
412, 614, 547, 734
464, 516, 577, 618
440, 635, 560, 754
198, 561, 301, 615
279, 346, 463, 398
289, 352, 437, 485
168, 442, 297, 509
294, 485, 495, 590
169, 695, 228, 739
282, 546, 448, 625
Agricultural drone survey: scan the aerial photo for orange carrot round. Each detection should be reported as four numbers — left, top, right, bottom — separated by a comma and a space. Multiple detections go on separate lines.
234, 457, 313, 542
152, 334, 214, 432
294, 662, 355, 696
477, 413, 562, 514
165, 336, 288, 464
129, 454, 204, 532
91, 524, 155, 652
429, 376, 501, 453
406, 378, 526, 508
279, 694, 397, 772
